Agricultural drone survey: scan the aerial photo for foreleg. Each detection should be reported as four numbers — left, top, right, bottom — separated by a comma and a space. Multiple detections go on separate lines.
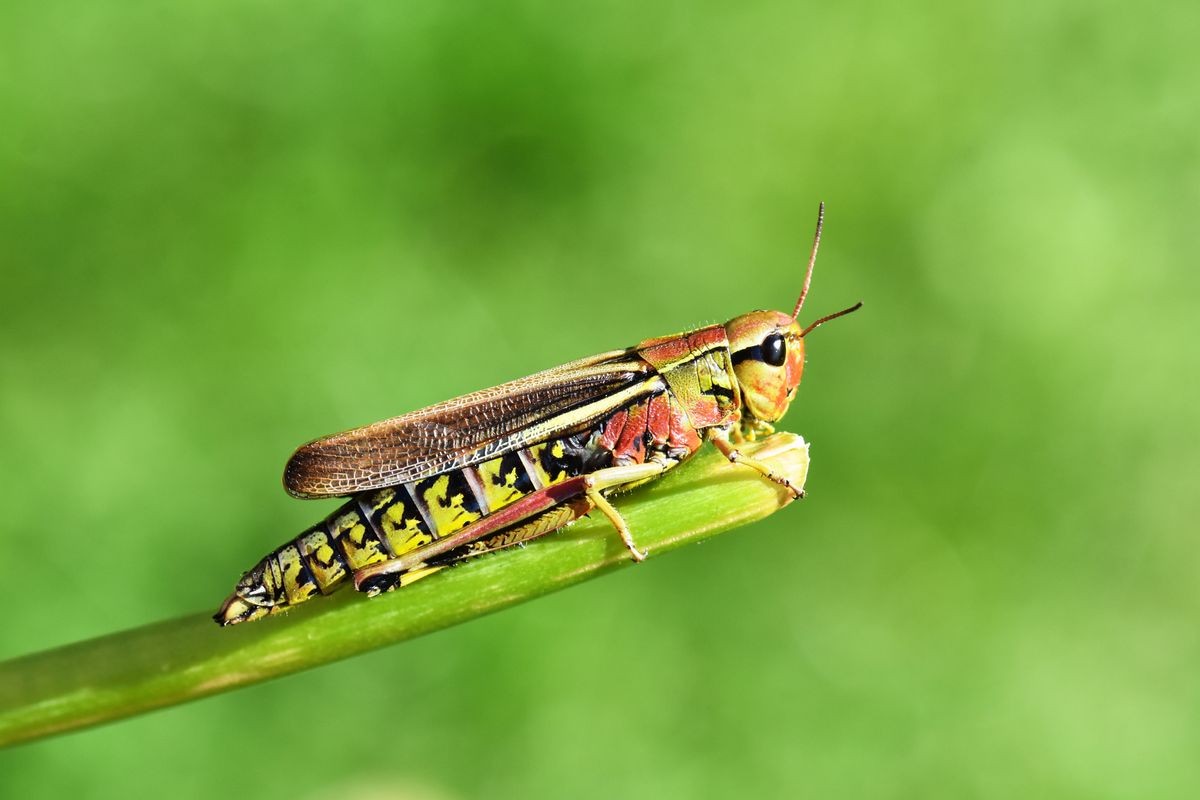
709, 428, 805, 499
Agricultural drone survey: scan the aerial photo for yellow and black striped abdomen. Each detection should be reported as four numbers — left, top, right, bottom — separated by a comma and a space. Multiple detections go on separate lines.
214, 427, 623, 625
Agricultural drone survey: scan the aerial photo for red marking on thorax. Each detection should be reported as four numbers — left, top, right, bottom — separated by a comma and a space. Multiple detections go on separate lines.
637, 324, 729, 367
636, 324, 736, 433
667, 396, 703, 455
636, 335, 692, 368
599, 409, 628, 452
683, 395, 720, 428
613, 401, 649, 464
646, 394, 671, 445
684, 326, 728, 352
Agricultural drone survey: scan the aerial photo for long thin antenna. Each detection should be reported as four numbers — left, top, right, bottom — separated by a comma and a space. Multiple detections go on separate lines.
800, 301, 863, 337
791, 201, 825, 320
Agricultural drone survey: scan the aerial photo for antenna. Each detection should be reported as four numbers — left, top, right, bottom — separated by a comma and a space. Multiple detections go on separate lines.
791, 202, 825, 320
800, 301, 863, 337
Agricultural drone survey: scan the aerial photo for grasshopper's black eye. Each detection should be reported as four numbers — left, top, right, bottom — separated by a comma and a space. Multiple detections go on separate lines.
762, 333, 787, 366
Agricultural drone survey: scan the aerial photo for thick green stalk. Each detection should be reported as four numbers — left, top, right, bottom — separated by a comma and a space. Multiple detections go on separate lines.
0, 434, 809, 749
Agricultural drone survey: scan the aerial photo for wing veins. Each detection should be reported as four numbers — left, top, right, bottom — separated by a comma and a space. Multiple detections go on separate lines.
284, 350, 658, 497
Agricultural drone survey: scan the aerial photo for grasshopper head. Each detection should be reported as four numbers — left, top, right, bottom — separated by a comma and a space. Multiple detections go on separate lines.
726, 310, 807, 426
725, 204, 861, 431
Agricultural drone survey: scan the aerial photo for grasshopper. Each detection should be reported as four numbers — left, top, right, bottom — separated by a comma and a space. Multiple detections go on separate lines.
216, 205, 859, 625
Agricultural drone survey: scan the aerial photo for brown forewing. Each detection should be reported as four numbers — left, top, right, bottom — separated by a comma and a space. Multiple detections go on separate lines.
283, 349, 658, 498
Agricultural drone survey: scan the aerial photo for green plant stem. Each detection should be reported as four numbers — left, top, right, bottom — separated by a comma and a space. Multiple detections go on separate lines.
0, 434, 809, 749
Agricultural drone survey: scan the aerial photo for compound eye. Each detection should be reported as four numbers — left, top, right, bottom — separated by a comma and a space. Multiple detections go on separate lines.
762, 333, 786, 366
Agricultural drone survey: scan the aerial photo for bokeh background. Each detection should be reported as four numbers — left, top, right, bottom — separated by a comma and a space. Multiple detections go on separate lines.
2, 1, 1197, 797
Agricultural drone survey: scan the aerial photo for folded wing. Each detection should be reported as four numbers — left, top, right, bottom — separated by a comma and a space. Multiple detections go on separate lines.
283, 349, 662, 498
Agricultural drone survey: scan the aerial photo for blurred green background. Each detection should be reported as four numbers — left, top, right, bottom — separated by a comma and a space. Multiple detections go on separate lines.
2, 1, 1197, 797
